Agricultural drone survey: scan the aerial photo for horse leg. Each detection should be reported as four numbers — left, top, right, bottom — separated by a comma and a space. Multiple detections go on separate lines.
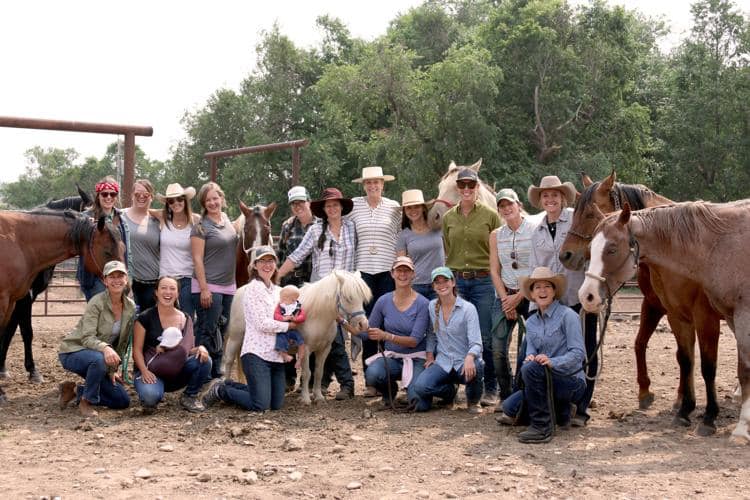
695, 311, 721, 436
300, 350, 312, 406
0, 305, 23, 379
634, 299, 664, 409
730, 309, 750, 444
667, 317, 696, 427
312, 345, 332, 404
17, 296, 40, 381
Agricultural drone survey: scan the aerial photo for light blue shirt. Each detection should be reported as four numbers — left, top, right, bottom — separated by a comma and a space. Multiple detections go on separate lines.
524, 300, 586, 382
426, 296, 483, 372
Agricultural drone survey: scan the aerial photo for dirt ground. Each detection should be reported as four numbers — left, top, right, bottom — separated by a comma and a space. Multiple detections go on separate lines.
0, 313, 747, 500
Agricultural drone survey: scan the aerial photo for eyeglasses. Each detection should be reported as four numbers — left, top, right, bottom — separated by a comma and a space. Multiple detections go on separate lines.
456, 181, 477, 190
133, 191, 151, 199
99, 191, 118, 199
167, 197, 186, 205
510, 232, 518, 270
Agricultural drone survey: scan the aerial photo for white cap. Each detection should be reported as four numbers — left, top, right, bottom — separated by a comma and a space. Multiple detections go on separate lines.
287, 186, 310, 203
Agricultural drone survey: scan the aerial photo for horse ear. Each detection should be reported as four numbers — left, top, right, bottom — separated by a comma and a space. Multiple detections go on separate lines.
601, 170, 616, 191
448, 161, 457, 171
266, 201, 278, 218
97, 215, 106, 231
239, 200, 251, 217
617, 203, 631, 226
470, 158, 482, 172
581, 172, 593, 188
77, 183, 93, 208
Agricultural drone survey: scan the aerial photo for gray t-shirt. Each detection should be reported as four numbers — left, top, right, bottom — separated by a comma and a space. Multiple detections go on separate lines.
191, 214, 238, 286
395, 228, 445, 285
123, 212, 161, 282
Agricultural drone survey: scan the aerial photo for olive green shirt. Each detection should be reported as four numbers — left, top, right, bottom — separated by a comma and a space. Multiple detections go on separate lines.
442, 202, 501, 271
58, 291, 136, 368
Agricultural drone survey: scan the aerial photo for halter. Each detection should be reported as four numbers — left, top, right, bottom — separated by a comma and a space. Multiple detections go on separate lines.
336, 292, 365, 322
584, 226, 640, 300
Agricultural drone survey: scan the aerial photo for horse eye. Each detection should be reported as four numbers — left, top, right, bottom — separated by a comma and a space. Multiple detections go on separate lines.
606, 246, 618, 255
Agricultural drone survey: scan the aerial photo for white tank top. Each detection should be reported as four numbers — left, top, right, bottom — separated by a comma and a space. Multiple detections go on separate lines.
159, 224, 194, 278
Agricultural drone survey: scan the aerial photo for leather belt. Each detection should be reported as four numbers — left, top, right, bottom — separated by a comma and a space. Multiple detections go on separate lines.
506, 288, 519, 295
453, 270, 490, 280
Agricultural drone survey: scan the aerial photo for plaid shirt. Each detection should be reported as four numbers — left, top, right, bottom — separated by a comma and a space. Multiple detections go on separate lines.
278, 215, 317, 285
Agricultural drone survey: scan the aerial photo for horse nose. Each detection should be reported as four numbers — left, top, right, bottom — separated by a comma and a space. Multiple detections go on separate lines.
560, 251, 572, 264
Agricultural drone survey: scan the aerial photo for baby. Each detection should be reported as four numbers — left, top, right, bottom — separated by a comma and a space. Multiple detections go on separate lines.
273, 285, 306, 367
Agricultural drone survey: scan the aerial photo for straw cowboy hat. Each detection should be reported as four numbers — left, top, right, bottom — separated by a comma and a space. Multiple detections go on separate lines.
156, 183, 197, 203
401, 189, 433, 208
309, 188, 354, 219
519, 267, 567, 301
352, 166, 395, 183
527, 175, 576, 209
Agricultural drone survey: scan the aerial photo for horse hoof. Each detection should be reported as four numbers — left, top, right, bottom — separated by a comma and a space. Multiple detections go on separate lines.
28, 370, 44, 384
672, 415, 691, 427
696, 423, 717, 437
638, 393, 655, 410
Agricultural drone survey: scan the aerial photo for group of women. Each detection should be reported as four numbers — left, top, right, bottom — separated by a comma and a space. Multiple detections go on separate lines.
56, 168, 594, 443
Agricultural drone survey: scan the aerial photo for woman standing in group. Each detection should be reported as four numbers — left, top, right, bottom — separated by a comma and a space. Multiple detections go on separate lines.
191, 182, 238, 378
132, 276, 211, 413
441, 168, 501, 407
527, 175, 597, 427
59, 261, 135, 417
277, 187, 358, 400
122, 179, 161, 311
77, 176, 129, 301
488, 188, 534, 402
155, 183, 200, 320
349, 166, 402, 397
396, 190, 444, 301
202, 247, 297, 411
411, 267, 484, 413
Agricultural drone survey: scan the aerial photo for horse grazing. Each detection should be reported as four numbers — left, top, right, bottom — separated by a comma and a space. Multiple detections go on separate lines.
559, 172, 723, 435
0, 209, 122, 402
426, 159, 498, 231
579, 201, 750, 443
0, 191, 93, 383
222, 270, 371, 405
235, 201, 277, 286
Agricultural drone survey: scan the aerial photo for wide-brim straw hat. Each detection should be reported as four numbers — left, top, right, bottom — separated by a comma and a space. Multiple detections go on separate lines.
401, 189, 434, 209
527, 176, 576, 209
352, 166, 395, 183
156, 183, 197, 203
310, 188, 354, 219
519, 266, 566, 301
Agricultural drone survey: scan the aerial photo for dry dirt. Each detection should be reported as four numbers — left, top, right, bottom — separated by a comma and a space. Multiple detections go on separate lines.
0, 312, 747, 500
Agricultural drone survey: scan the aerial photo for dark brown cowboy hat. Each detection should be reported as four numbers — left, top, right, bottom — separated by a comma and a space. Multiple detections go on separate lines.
310, 188, 354, 219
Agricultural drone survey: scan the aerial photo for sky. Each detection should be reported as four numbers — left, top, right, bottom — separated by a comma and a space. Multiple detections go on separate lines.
0, 0, 730, 185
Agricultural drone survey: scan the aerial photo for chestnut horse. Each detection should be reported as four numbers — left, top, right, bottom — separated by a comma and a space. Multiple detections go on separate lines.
560, 173, 723, 435
234, 201, 277, 286
0, 209, 122, 402
579, 201, 750, 443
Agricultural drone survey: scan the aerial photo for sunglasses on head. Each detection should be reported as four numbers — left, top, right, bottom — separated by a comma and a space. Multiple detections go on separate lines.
99, 191, 118, 199
167, 197, 186, 205
457, 181, 477, 189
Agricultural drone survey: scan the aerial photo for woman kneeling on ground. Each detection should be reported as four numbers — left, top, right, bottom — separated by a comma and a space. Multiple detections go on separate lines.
497, 267, 586, 444
132, 276, 212, 413
411, 267, 484, 414
58, 261, 134, 417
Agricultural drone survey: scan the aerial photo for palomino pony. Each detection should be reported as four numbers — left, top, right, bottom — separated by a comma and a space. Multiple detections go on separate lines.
0, 209, 122, 402
222, 270, 371, 405
559, 172, 723, 435
579, 201, 750, 443
234, 201, 277, 286
426, 159, 498, 231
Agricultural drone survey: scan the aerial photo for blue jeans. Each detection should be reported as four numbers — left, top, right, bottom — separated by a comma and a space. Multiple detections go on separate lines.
274, 330, 304, 353
413, 283, 436, 301
411, 359, 484, 412
134, 355, 212, 407
221, 353, 286, 411
59, 350, 130, 409
193, 291, 233, 378
177, 277, 195, 321
521, 361, 586, 431
456, 275, 496, 394
365, 356, 426, 404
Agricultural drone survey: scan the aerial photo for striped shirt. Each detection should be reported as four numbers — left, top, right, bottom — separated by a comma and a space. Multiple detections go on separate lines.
288, 218, 357, 282
494, 218, 534, 291
348, 196, 401, 274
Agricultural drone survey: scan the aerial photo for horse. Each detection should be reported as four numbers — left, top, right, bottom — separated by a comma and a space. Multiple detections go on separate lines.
0, 189, 93, 383
426, 159, 498, 231
234, 201, 277, 286
559, 172, 723, 435
0, 209, 122, 402
222, 270, 371, 405
579, 201, 750, 443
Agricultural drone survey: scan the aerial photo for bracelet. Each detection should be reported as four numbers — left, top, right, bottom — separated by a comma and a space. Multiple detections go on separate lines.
390, 334, 395, 342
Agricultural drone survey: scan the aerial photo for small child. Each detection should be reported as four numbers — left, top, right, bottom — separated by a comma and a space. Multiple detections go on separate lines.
273, 285, 306, 368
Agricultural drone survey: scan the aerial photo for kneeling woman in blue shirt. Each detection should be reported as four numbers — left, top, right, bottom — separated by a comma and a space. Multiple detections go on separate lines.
411, 267, 484, 414
511, 267, 586, 443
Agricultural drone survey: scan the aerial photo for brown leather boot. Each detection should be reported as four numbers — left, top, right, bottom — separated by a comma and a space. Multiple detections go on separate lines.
79, 398, 99, 418
58, 382, 76, 409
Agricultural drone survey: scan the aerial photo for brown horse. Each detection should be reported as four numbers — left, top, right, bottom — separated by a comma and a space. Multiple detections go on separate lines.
579, 201, 750, 443
0, 209, 122, 402
560, 172, 723, 435
234, 201, 277, 286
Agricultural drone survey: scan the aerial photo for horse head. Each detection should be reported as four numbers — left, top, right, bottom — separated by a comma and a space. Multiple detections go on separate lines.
76, 215, 123, 277
427, 159, 497, 230
238, 200, 277, 257
333, 270, 372, 333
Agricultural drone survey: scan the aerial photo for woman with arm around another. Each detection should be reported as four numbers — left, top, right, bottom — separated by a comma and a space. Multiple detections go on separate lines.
122, 179, 161, 311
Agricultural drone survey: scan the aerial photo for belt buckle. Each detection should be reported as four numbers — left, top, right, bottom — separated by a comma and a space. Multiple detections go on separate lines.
459, 271, 475, 279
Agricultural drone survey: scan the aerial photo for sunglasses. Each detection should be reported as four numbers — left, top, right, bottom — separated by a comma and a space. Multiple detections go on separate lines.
456, 181, 477, 190
99, 191, 118, 199
167, 197, 186, 205
133, 191, 151, 199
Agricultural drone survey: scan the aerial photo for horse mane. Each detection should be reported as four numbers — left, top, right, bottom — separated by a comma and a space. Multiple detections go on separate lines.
41, 196, 86, 211
578, 181, 649, 211
633, 201, 732, 249
300, 271, 372, 313
22, 209, 114, 253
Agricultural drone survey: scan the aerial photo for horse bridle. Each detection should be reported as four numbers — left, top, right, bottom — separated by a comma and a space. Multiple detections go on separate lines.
336, 293, 366, 322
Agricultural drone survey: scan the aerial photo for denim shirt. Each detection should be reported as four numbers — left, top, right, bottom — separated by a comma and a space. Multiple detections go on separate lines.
426, 296, 483, 372
525, 300, 585, 382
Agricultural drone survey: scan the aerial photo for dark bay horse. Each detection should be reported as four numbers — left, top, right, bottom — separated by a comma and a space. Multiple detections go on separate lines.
579, 201, 750, 443
560, 172, 723, 435
234, 201, 277, 286
0, 189, 93, 383
0, 209, 121, 402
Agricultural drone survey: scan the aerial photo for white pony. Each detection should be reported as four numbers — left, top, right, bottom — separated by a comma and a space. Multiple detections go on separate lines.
222, 270, 372, 405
